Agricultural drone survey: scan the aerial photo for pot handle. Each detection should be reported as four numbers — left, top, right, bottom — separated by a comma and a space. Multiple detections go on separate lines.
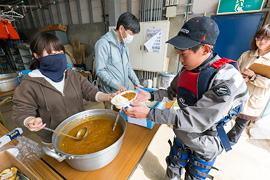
42, 146, 67, 162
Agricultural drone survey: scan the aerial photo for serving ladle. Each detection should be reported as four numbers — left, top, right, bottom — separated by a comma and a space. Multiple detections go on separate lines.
112, 103, 130, 131
112, 110, 121, 131
43, 127, 88, 140
28, 123, 88, 140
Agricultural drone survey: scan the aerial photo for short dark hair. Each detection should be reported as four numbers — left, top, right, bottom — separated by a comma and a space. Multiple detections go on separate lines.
116, 12, 140, 34
189, 44, 214, 53
251, 24, 270, 51
189, 44, 203, 53
29, 32, 65, 70
175, 44, 203, 53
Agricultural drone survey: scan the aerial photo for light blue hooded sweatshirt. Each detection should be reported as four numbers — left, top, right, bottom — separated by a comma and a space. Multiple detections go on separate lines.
95, 30, 140, 93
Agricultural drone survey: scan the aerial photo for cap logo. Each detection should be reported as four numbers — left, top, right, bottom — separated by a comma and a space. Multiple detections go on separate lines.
201, 35, 206, 41
180, 28, 189, 34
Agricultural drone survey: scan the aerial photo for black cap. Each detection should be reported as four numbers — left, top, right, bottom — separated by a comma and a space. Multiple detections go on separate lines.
166, 16, 219, 49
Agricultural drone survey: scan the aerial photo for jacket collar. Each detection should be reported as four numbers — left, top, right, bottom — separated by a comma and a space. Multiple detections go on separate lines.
191, 53, 221, 73
104, 30, 126, 49
250, 49, 259, 58
23, 70, 69, 89
264, 52, 270, 59
250, 49, 270, 59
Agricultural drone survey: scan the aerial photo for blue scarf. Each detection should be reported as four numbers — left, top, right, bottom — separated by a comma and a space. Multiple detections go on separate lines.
39, 53, 67, 82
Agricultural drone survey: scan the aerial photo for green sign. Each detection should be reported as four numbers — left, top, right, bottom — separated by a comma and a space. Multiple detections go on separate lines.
217, 0, 265, 14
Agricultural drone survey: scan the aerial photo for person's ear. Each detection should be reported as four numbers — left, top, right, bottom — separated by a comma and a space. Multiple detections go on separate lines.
202, 45, 212, 55
119, 25, 125, 33
33, 53, 39, 59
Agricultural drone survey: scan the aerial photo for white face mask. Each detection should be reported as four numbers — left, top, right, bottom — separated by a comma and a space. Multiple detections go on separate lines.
121, 30, 134, 44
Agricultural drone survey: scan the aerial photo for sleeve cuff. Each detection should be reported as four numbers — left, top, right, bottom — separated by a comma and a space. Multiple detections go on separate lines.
23, 116, 35, 127
250, 73, 257, 81
95, 91, 102, 102
149, 91, 155, 101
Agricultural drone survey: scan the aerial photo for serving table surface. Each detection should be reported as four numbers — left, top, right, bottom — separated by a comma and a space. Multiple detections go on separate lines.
1, 101, 174, 179
42, 123, 160, 180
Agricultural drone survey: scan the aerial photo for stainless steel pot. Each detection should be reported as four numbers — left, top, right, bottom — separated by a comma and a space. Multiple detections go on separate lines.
157, 71, 177, 89
0, 73, 21, 93
42, 109, 126, 171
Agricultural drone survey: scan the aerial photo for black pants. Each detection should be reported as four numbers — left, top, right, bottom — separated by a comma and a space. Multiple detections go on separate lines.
227, 117, 249, 146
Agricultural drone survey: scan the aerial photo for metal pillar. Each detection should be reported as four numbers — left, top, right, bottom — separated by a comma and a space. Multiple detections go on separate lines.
55, 0, 63, 24
47, 0, 55, 24
108, 0, 121, 26
76, 0, 82, 24
87, 0, 93, 23
128, 0, 132, 12
64, 0, 73, 25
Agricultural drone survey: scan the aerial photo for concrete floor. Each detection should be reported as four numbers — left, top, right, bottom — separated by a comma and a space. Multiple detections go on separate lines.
130, 122, 270, 180
1, 100, 270, 180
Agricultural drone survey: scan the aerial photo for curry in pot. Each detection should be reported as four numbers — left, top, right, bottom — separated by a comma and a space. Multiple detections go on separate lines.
121, 92, 136, 101
59, 119, 123, 155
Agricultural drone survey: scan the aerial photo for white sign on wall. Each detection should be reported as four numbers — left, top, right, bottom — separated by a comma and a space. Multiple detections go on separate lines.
144, 29, 162, 53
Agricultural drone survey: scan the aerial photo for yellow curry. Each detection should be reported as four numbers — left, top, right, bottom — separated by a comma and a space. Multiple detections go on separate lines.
121, 92, 136, 101
59, 119, 123, 155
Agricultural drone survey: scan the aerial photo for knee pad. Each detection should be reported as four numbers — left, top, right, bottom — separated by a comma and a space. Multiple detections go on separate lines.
186, 153, 217, 180
168, 138, 190, 167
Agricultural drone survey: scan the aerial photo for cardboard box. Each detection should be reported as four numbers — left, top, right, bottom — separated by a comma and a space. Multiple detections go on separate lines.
0, 151, 39, 180
121, 88, 165, 129
39, 23, 67, 32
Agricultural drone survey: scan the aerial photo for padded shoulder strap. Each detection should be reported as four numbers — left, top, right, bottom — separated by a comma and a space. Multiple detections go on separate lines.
210, 58, 238, 70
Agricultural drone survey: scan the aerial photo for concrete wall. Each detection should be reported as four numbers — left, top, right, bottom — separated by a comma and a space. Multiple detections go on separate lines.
17, 0, 270, 74
167, 16, 184, 73
165, 0, 220, 73
17, 23, 106, 72
18, 29, 39, 41
22, 0, 140, 27
66, 23, 106, 71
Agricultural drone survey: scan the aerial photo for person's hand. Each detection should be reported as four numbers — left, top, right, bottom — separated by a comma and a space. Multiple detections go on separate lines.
118, 86, 127, 92
26, 117, 46, 132
108, 91, 121, 101
136, 84, 143, 88
122, 104, 150, 119
242, 75, 250, 82
132, 86, 151, 105
242, 67, 255, 77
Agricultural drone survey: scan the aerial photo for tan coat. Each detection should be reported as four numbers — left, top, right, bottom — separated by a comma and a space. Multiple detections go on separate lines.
238, 50, 270, 119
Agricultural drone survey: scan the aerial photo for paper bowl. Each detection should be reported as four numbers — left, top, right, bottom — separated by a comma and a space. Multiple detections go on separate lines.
111, 90, 137, 109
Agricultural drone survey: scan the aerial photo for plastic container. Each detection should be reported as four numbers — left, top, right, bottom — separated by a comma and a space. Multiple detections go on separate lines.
121, 88, 165, 129
111, 90, 137, 109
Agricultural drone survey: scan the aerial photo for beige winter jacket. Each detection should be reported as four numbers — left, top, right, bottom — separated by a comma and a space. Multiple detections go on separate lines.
12, 69, 99, 143
237, 50, 270, 119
